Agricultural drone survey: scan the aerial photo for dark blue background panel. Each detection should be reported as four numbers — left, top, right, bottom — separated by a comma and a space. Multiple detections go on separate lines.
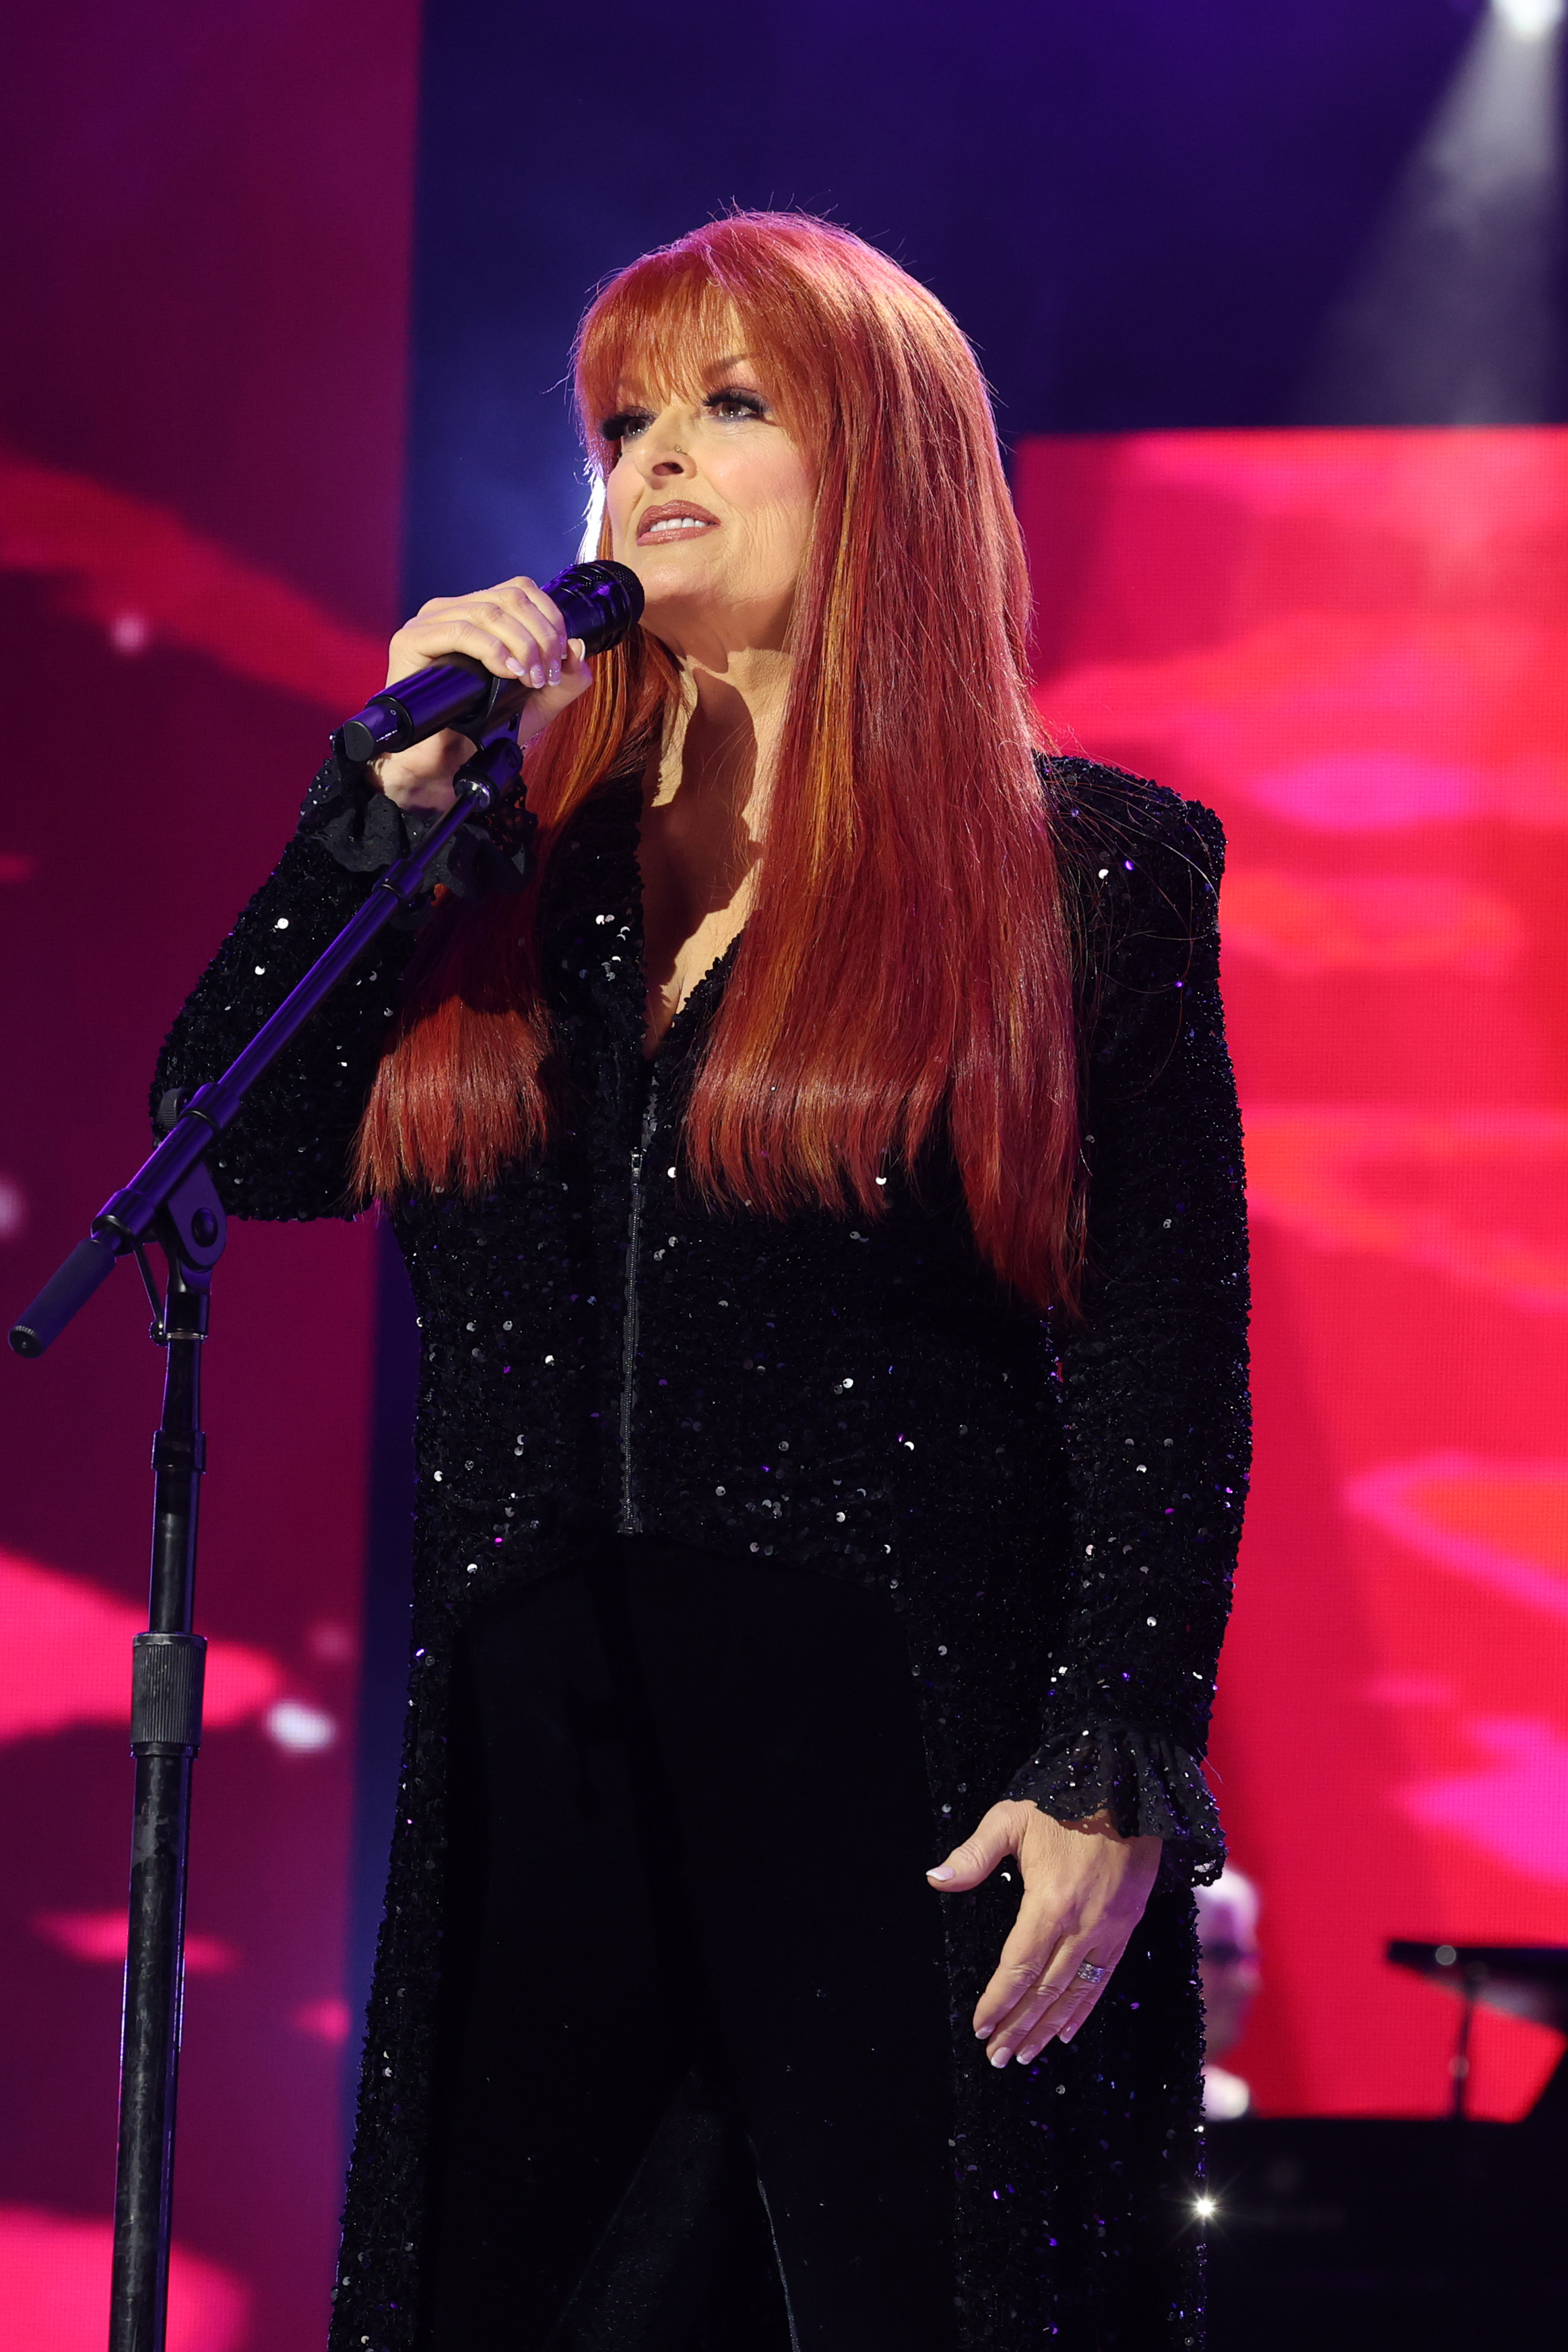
403, 0, 1481, 600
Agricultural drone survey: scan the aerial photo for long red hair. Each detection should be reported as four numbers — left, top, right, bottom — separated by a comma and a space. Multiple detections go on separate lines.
354, 214, 1082, 1308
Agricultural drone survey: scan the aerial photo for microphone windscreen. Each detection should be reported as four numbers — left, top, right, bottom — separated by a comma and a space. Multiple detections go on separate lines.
546, 560, 644, 655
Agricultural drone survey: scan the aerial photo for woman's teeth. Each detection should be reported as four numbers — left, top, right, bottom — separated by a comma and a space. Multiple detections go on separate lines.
643, 515, 713, 539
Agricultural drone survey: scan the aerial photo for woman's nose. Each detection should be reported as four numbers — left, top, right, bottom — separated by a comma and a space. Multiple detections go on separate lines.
634, 410, 696, 481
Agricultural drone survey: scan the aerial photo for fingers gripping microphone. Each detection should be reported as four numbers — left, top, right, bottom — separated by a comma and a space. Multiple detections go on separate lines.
334, 560, 644, 764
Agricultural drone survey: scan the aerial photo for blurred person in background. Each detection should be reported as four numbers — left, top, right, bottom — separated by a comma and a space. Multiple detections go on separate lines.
1198, 1866, 1262, 2118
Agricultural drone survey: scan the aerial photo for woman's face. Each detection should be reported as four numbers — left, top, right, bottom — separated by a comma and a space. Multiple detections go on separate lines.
601, 352, 816, 656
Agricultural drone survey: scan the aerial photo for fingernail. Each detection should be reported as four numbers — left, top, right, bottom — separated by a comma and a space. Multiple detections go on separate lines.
975, 2025, 993, 2041
505, 658, 528, 676
926, 1865, 955, 1882
1059, 2025, 1077, 2044
1017, 2046, 1039, 2066
988, 2046, 1011, 2069
548, 659, 562, 687
529, 664, 547, 689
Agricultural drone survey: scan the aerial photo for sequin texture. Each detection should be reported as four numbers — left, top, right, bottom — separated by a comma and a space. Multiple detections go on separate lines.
153, 753, 1249, 2351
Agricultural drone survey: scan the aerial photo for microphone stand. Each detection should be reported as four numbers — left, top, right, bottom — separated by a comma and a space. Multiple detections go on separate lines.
7, 730, 523, 2352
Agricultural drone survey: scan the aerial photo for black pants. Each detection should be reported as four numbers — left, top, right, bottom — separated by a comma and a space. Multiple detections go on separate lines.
423, 1536, 956, 2351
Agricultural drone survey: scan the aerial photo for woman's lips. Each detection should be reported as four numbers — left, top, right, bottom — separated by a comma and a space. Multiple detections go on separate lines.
637, 501, 720, 544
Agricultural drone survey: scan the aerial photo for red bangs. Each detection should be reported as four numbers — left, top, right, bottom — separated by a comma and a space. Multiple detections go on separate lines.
354, 214, 1081, 1312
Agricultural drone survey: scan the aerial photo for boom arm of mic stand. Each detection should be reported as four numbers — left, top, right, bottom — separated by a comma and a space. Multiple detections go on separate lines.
8, 734, 523, 1357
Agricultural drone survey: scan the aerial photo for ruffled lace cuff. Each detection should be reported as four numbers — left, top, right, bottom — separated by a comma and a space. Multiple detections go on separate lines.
296, 752, 535, 926
1006, 1721, 1225, 1884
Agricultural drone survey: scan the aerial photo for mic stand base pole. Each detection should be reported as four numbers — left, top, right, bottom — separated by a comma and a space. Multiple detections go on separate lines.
110, 1250, 212, 2352
112, 1748, 197, 2352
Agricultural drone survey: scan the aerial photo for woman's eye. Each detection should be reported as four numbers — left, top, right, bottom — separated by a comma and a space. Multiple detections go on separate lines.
600, 391, 768, 442
706, 389, 769, 422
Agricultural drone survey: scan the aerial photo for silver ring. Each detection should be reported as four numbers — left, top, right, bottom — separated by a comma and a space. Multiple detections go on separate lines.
1074, 1961, 1109, 1987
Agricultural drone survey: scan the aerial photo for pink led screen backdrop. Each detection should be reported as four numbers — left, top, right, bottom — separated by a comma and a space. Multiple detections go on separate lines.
1018, 425, 1568, 2122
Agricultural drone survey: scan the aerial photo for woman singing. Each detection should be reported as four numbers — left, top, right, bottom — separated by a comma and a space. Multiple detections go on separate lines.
156, 213, 1249, 2351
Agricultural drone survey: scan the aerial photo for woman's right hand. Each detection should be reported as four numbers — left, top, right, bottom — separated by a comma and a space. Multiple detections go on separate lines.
370, 576, 595, 812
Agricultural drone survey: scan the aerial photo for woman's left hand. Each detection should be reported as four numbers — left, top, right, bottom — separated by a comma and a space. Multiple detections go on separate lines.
928, 1801, 1162, 2066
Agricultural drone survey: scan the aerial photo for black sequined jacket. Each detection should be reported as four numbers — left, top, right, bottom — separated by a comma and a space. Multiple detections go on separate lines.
154, 751, 1249, 2352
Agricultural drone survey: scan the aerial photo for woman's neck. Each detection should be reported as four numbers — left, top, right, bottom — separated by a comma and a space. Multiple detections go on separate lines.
637, 647, 791, 1050
657, 645, 791, 829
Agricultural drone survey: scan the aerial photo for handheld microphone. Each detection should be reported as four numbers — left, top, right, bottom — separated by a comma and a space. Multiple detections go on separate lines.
334, 559, 644, 764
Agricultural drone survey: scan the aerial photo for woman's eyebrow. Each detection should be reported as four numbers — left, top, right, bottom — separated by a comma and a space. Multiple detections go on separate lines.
605, 360, 765, 418
609, 362, 750, 404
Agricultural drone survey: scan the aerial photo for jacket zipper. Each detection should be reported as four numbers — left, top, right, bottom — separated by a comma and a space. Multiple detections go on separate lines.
618, 1076, 660, 1533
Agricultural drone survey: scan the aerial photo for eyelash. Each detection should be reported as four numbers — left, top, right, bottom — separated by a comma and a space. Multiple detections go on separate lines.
600, 388, 770, 443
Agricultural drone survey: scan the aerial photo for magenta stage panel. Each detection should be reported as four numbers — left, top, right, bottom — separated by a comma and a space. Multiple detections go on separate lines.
1018, 425, 1568, 2122
0, 3, 420, 2345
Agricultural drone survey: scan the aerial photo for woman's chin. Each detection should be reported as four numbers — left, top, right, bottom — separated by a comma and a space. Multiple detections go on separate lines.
628, 544, 722, 598
632, 564, 733, 636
